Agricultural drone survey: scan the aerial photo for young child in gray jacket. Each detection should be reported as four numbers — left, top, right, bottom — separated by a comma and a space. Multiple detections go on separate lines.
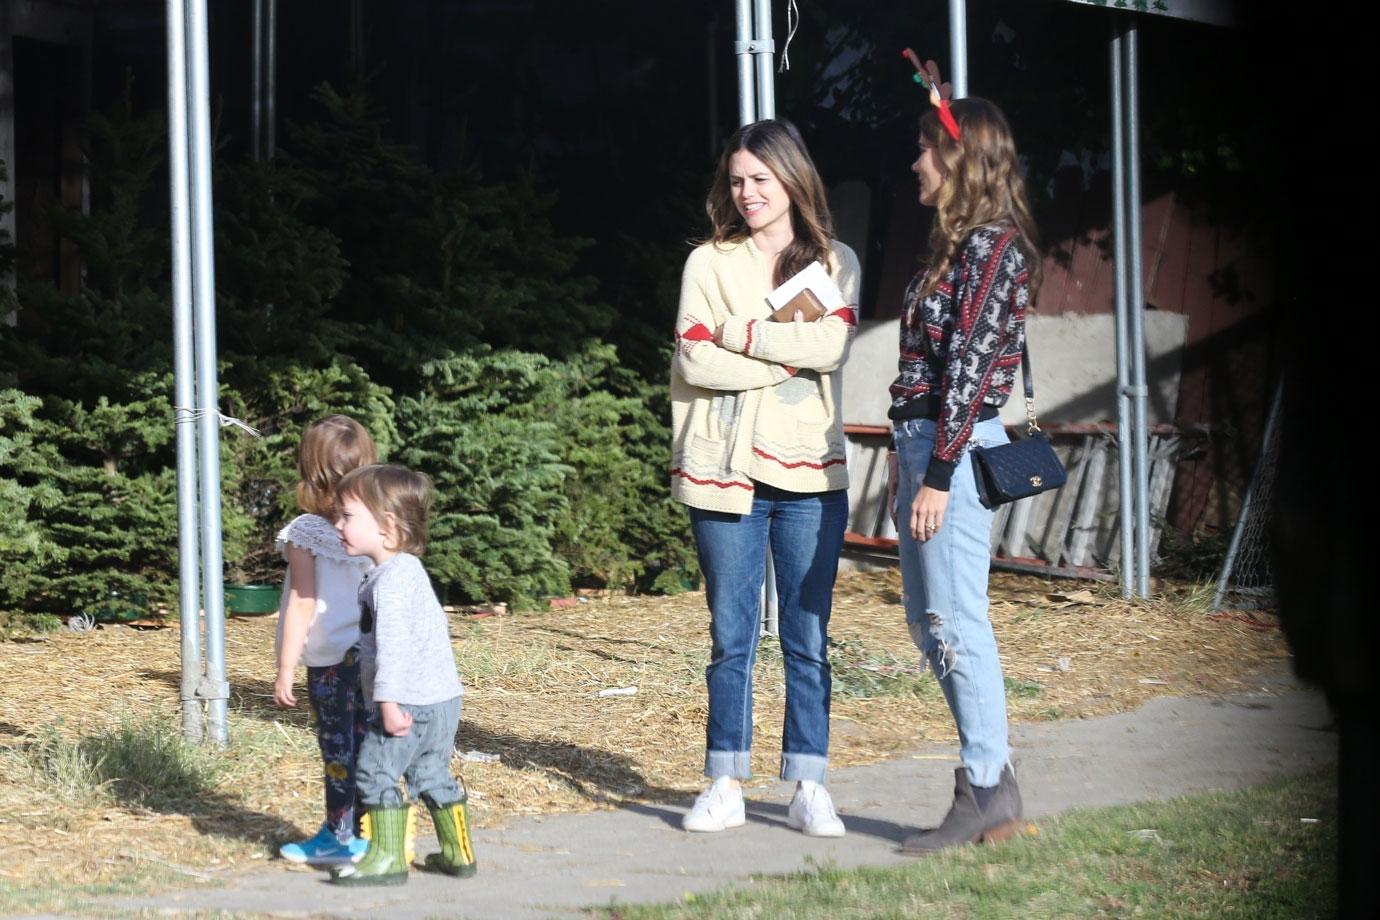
328, 463, 476, 887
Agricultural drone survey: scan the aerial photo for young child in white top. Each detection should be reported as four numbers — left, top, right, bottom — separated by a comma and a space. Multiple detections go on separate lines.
272, 414, 378, 866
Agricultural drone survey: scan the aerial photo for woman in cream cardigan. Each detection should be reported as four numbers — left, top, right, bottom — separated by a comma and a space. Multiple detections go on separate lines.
670, 119, 860, 837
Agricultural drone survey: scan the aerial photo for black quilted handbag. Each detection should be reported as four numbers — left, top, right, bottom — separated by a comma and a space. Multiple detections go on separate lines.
970, 342, 1067, 510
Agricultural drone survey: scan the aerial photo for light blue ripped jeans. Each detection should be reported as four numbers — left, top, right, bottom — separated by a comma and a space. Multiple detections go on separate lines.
895, 416, 1011, 788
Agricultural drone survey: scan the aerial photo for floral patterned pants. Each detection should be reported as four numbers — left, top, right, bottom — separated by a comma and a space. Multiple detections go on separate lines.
306, 645, 367, 840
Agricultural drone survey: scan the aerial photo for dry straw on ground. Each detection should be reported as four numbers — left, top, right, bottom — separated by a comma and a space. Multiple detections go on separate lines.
0, 569, 1286, 893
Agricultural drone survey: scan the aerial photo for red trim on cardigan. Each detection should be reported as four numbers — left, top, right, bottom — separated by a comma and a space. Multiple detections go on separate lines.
751, 447, 846, 470
671, 469, 755, 491
827, 306, 858, 326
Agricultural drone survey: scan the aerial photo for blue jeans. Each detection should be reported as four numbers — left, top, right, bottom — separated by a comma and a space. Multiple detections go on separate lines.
690, 483, 849, 783
895, 416, 1011, 788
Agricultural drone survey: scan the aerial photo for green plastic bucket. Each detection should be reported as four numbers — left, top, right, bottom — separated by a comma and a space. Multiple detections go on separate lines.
90, 590, 147, 624
223, 583, 280, 616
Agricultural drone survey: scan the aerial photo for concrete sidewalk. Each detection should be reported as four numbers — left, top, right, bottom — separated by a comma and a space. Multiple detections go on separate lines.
99, 671, 1334, 919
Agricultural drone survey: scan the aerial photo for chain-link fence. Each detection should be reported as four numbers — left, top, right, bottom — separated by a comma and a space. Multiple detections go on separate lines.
1212, 382, 1282, 611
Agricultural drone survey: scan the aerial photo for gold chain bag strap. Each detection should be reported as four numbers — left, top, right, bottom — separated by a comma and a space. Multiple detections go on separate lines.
969, 341, 1068, 509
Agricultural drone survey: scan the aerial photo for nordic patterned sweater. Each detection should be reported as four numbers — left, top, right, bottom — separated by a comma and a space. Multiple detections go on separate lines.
888, 222, 1030, 491
670, 236, 861, 514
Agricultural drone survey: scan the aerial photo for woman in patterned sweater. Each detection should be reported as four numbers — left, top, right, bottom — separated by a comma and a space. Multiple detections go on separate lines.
886, 97, 1042, 853
670, 119, 860, 838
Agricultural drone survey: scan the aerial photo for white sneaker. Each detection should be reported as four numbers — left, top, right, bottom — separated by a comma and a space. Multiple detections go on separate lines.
787, 781, 845, 837
682, 777, 746, 832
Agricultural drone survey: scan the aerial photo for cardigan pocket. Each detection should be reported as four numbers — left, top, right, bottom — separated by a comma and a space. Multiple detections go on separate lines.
688, 434, 731, 474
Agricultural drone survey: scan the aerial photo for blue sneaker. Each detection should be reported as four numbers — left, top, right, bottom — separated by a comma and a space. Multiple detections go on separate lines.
280, 823, 368, 865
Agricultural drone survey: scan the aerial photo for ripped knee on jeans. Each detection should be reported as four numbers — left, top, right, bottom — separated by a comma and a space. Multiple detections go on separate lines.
907, 611, 957, 680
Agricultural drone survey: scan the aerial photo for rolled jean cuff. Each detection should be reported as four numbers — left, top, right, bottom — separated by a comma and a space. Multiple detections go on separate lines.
965, 759, 1010, 789
780, 752, 828, 783
705, 750, 752, 780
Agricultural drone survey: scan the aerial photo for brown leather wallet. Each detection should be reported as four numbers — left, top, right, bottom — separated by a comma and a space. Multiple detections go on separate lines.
769, 288, 827, 322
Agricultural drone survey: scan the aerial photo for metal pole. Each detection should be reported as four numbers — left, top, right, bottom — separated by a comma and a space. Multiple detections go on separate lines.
350, 0, 365, 80
1125, 25, 1151, 597
186, 0, 230, 746
734, 0, 755, 125
266, 0, 277, 159
1, 9, 18, 310
752, 0, 775, 120
1110, 25, 1134, 598
166, 0, 204, 742
1213, 379, 1283, 610
948, 0, 968, 98
760, 547, 779, 637
251, 0, 262, 161
707, 13, 719, 157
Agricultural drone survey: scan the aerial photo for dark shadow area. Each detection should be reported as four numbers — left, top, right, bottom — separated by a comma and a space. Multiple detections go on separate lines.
744, 800, 911, 845
140, 668, 315, 729
456, 722, 685, 808
1038, 311, 1265, 430
609, 795, 912, 846
15, 724, 304, 851
1036, 310, 1270, 537
617, 801, 688, 832
136, 667, 699, 811
519, 637, 645, 667
124, 671, 690, 840
526, 624, 681, 657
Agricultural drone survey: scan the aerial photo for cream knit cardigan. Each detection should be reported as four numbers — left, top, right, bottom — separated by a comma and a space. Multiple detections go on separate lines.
670, 235, 861, 514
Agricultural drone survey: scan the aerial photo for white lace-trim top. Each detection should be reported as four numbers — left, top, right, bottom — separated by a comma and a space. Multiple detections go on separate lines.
274, 513, 372, 667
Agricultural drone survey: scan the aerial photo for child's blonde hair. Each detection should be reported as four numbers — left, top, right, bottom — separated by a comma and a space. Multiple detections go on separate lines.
296, 415, 378, 516
334, 463, 433, 555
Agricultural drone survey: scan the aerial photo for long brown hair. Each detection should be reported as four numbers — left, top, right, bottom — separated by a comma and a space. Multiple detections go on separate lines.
917, 97, 1042, 302
296, 415, 378, 516
704, 119, 833, 287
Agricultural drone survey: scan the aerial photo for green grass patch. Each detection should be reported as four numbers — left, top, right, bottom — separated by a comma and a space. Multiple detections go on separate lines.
0, 869, 197, 916
595, 769, 1336, 919
0, 610, 63, 639
1003, 676, 1046, 699
455, 633, 559, 683
14, 715, 224, 814
828, 638, 936, 701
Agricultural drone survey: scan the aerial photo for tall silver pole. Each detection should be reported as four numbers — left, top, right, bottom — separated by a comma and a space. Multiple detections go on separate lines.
186, 0, 230, 746
266, 0, 277, 159
166, 0, 204, 742
759, 547, 780, 637
251, 0, 262, 161
734, 0, 755, 125
707, 13, 719, 157
1125, 25, 1151, 598
1110, 26, 1134, 598
752, 0, 775, 120
948, 0, 968, 98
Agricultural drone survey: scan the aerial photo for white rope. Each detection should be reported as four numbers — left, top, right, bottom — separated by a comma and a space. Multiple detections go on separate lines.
778, 0, 800, 73
173, 406, 261, 437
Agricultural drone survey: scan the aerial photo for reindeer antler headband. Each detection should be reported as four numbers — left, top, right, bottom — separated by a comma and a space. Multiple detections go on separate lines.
901, 49, 960, 142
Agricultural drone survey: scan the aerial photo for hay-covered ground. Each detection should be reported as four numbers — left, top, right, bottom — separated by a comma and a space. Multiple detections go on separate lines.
0, 569, 1287, 898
